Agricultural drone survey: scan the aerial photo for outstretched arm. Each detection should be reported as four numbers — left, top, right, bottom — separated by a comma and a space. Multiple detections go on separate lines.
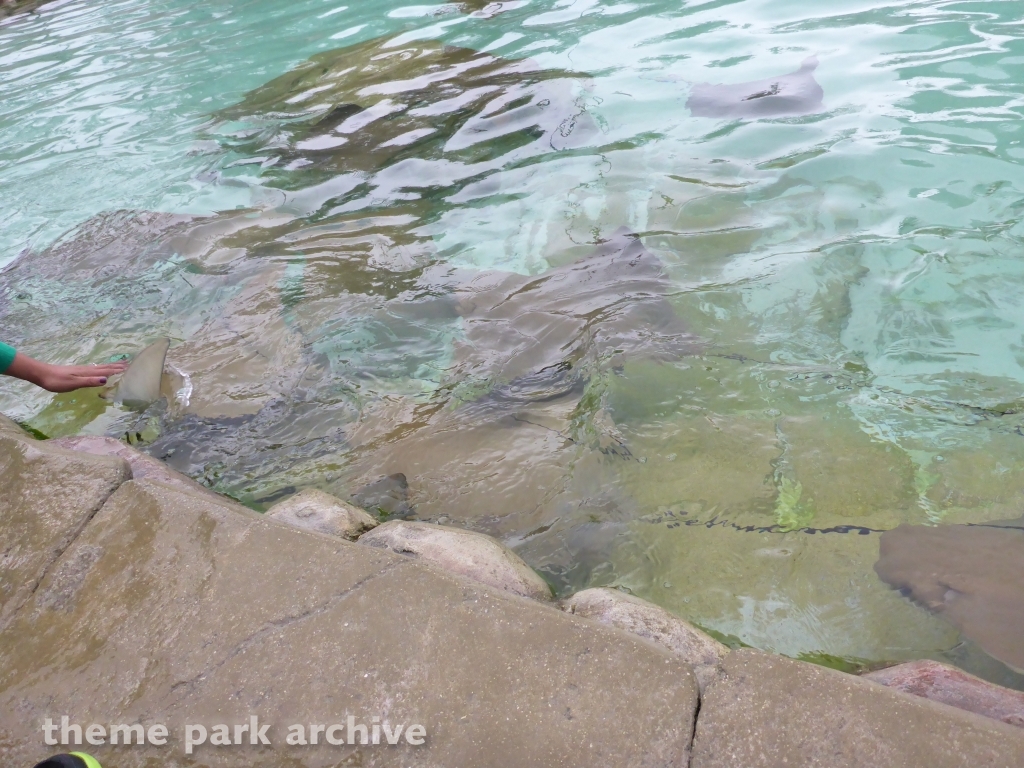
0, 343, 127, 393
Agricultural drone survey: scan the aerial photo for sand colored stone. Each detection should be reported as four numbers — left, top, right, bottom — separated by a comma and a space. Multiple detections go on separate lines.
564, 587, 728, 692
691, 649, 1024, 768
266, 487, 378, 540
0, 415, 130, 631
49, 434, 220, 498
864, 659, 1024, 729
0, 478, 698, 767
359, 520, 553, 601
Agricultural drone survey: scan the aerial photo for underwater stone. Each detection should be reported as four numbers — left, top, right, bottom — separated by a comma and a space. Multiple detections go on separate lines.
267, 488, 379, 541
350, 472, 413, 519
564, 587, 728, 693
863, 659, 1024, 729
358, 520, 552, 600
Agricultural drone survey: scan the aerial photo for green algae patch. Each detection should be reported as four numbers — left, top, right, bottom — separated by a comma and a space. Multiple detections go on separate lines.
795, 651, 878, 675
13, 421, 47, 440
774, 477, 813, 532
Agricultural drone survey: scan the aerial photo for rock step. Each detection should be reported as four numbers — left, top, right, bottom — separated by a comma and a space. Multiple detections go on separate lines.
0, 469, 697, 767
864, 659, 1024, 729
358, 519, 553, 601
266, 487, 379, 541
564, 587, 728, 693
692, 649, 1024, 768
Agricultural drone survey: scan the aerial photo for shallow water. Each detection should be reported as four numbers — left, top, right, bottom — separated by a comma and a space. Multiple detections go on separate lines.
3, 0, 1024, 682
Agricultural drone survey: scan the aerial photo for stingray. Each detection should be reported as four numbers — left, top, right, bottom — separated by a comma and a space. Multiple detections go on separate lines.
99, 337, 191, 412
336, 229, 700, 529
875, 518, 1024, 672
687, 56, 823, 119
439, 227, 700, 387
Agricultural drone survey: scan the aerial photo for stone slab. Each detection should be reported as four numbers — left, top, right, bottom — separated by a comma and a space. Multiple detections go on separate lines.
267, 487, 378, 540
0, 416, 130, 632
359, 520, 553, 600
564, 587, 728, 693
49, 435, 221, 499
864, 660, 1024, 729
0, 478, 698, 767
691, 649, 1024, 768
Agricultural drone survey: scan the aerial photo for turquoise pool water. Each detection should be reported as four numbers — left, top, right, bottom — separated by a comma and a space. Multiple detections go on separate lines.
2, 0, 1024, 681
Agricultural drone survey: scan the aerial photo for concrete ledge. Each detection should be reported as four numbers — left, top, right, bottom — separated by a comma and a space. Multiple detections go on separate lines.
691, 649, 1024, 768
0, 478, 698, 767
0, 417, 130, 631
49, 434, 223, 499
564, 588, 728, 693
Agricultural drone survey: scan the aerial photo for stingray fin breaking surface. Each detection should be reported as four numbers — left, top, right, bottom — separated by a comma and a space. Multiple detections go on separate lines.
687, 56, 823, 119
111, 337, 170, 408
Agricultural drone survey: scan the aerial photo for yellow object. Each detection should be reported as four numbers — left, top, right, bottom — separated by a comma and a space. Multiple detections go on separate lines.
69, 753, 103, 768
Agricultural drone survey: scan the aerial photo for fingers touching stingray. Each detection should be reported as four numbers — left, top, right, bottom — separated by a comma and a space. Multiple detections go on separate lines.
687, 56, 823, 119
101, 337, 190, 412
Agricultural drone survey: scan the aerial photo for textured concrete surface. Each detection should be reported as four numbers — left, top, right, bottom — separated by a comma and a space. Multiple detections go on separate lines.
864, 660, 1024, 729
0, 478, 698, 767
691, 649, 1024, 768
564, 588, 728, 693
0, 416, 130, 632
266, 487, 379, 540
359, 520, 553, 600
50, 434, 220, 498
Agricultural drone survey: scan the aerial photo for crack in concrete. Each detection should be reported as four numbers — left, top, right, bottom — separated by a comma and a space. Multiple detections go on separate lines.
168, 559, 405, 697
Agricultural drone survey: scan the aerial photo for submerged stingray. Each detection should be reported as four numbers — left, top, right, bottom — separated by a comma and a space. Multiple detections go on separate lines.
442, 227, 700, 387
337, 229, 698, 528
875, 518, 1024, 672
687, 56, 823, 119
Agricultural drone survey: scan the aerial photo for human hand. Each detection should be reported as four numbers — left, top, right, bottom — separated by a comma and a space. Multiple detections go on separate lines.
4, 354, 128, 393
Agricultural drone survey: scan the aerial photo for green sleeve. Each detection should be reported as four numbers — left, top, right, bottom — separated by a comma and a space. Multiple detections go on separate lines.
0, 342, 16, 374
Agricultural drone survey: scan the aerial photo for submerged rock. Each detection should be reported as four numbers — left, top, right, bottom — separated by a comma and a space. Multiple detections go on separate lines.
350, 472, 413, 519
448, 227, 700, 384
564, 587, 728, 692
358, 520, 552, 600
266, 488, 378, 541
863, 659, 1024, 729
213, 35, 594, 188
875, 519, 1024, 672
340, 230, 699, 529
